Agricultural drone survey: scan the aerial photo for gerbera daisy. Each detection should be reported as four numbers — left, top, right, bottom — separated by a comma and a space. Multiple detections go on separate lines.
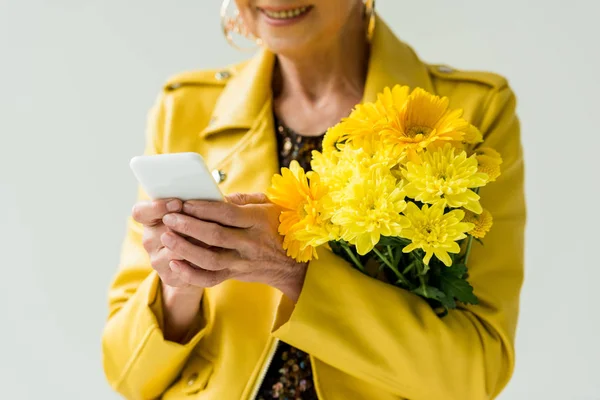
267, 161, 336, 262
380, 87, 471, 163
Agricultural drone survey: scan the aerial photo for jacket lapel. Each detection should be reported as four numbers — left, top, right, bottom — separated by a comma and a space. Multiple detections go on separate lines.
199, 16, 435, 194
363, 16, 435, 102
200, 50, 276, 138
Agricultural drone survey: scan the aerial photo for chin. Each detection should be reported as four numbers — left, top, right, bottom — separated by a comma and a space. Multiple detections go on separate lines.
261, 32, 320, 55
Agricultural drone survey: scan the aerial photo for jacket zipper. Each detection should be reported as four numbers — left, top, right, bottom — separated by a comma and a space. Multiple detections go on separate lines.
309, 354, 323, 399
248, 338, 280, 399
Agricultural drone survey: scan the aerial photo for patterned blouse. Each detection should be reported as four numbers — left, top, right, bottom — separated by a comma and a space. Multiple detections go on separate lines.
255, 115, 324, 400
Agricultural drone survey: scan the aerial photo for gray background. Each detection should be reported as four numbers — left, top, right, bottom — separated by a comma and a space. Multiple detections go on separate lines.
1, 0, 598, 399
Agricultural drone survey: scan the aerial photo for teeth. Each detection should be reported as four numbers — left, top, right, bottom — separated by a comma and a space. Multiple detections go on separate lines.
264, 6, 309, 19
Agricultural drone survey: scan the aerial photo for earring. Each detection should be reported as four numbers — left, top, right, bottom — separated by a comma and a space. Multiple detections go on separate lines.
364, 0, 376, 42
221, 0, 262, 51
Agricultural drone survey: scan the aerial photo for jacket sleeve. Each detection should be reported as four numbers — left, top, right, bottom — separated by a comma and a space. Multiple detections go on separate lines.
271, 85, 525, 400
101, 95, 208, 400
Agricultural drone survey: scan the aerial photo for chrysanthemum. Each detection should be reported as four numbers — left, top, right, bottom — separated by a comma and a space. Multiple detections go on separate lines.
475, 147, 503, 182
400, 202, 474, 266
267, 161, 336, 262
332, 166, 410, 255
463, 208, 494, 239
403, 143, 489, 214
379, 87, 471, 163
311, 149, 349, 203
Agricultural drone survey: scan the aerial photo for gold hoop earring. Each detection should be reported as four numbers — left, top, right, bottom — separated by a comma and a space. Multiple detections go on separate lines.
220, 0, 262, 51
364, 0, 376, 42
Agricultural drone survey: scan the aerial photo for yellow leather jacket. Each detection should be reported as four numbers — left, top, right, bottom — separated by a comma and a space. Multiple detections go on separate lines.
102, 18, 526, 400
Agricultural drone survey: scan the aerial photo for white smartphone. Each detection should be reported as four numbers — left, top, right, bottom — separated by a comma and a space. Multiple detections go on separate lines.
129, 152, 224, 201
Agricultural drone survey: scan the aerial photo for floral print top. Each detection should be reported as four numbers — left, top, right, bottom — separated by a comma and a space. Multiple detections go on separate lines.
255, 115, 324, 400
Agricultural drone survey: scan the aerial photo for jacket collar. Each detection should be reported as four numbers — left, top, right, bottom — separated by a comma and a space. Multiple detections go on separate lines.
201, 16, 434, 138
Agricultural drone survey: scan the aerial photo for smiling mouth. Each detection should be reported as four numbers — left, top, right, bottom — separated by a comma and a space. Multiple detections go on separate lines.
258, 5, 313, 20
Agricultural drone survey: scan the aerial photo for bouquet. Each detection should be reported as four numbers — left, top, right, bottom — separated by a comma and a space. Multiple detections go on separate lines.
267, 85, 502, 316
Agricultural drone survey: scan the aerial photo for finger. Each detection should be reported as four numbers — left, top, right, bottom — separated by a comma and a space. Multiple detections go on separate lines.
161, 231, 237, 271
169, 260, 229, 288
162, 213, 248, 250
132, 199, 182, 226
141, 224, 168, 253
225, 192, 269, 206
182, 200, 254, 228
150, 247, 183, 286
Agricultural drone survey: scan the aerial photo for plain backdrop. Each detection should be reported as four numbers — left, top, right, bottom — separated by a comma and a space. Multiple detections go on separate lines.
1, 0, 599, 399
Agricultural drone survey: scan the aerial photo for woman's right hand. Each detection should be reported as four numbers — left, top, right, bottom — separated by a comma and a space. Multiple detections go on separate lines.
132, 199, 205, 342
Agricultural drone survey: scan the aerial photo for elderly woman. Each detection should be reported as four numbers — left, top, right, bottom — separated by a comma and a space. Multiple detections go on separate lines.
102, 1, 525, 399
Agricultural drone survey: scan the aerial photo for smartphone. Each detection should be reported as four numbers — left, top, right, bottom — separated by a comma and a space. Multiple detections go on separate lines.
129, 152, 224, 201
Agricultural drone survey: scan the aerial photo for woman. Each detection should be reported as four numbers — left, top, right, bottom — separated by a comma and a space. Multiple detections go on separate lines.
102, 1, 525, 399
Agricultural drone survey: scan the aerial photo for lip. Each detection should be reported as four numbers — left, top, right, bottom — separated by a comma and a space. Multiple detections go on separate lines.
257, 5, 313, 27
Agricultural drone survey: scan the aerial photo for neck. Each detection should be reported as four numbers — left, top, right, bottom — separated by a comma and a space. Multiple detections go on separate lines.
272, 9, 369, 105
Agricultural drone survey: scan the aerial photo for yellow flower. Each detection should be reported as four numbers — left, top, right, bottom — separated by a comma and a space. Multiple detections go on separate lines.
463, 209, 493, 239
267, 161, 336, 262
313, 142, 399, 205
403, 143, 489, 214
323, 86, 408, 156
379, 87, 471, 163
400, 202, 474, 266
475, 147, 503, 182
376, 84, 410, 112
311, 150, 349, 203
464, 124, 484, 145
321, 122, 348, 155
332, 166, 410, 255
340, 103, 388, 148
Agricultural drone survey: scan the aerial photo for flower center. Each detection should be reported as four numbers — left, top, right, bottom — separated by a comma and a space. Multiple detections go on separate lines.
406, 125, 433, 138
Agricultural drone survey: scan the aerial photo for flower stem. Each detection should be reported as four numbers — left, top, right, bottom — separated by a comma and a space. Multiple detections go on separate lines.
419, 275, 428, 296
464, 188, 480, 265
403, 261, 417, 275
464, 234, 474, 264
340, 242, 365, 272
373, 247, 394, 269
373, 247, 409, 285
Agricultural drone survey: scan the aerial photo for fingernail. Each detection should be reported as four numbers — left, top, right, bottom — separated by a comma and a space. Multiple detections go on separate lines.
163, 214, 176, 226
169, 260, 180, 272
161, 232, 175, 247
166, 200, 180, 212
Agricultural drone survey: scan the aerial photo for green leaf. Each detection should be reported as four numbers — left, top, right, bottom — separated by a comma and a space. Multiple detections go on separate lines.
439, 271, 478, 305
439, 294, 457, 309
445, 263, 467, 278
411, 285, 445, 301
412, 285, 457, 309
378, 236, 410, 247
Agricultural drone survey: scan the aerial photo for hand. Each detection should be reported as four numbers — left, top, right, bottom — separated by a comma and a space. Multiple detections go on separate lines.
161, 193, 308, 302
132, 198, 199, 292
132, 198, 204, 342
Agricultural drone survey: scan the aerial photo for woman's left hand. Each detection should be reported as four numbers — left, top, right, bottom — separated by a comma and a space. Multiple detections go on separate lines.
160, 193, 308, 302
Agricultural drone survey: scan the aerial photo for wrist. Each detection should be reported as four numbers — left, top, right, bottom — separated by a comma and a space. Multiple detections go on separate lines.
277, 262, 308, 303
162, 282, 204, 304
161, 283, 204, 343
